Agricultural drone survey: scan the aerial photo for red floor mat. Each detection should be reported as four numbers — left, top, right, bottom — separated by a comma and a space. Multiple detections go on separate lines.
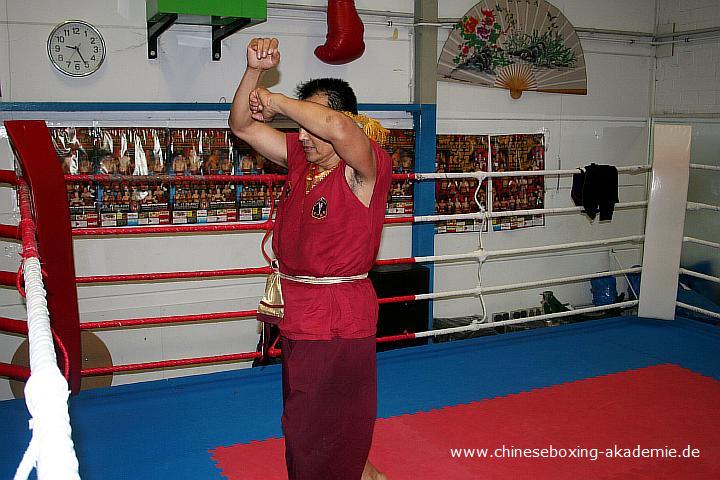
211, 364, 720, 479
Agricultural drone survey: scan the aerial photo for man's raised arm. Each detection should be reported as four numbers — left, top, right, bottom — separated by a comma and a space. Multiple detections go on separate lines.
249, 90, 375, 183
228, 38, 287, 168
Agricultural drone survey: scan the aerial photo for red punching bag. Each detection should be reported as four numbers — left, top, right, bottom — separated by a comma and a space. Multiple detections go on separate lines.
315, 0, 365, 65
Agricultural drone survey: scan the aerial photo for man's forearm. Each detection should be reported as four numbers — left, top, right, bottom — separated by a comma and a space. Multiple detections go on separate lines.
229, 67, 263, 134
269, 93, 355, 143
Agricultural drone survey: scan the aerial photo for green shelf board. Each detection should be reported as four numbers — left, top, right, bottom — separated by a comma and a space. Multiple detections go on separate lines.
147, 0, 267, 23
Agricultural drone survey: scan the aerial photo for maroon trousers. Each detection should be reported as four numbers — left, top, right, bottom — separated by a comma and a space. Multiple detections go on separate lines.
281, 336, 377, 480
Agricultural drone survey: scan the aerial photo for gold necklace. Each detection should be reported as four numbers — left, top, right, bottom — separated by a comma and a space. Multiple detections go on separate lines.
305, 163, 339, 194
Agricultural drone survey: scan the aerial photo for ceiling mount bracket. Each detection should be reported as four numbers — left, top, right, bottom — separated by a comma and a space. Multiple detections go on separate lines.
147, 13, 178, 59
212, 17, 252, 61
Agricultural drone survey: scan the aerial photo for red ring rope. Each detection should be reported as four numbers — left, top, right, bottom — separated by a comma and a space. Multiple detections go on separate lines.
73, 221, 274, 236
53, 168, 419, 377
76, 266, 273, 284
66, 173, 287, 184
52, 327, 70, 381
79, 309, 258, 330
65, 173, 414, 184
82, 351, 262, 376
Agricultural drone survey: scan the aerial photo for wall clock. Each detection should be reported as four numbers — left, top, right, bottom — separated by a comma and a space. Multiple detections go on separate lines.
47, 20, 106, 77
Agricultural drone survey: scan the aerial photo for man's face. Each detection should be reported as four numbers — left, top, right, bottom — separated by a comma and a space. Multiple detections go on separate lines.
298, 93, 337, 165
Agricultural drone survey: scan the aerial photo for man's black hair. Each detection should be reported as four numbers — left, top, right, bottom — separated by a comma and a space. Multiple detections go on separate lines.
295, 78, 358, 115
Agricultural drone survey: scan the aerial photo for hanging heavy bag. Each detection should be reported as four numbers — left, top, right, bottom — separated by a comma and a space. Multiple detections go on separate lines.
315, 0, 365, 64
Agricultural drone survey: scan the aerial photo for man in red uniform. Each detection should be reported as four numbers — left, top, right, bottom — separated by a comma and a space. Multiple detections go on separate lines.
229, 37, 390, 480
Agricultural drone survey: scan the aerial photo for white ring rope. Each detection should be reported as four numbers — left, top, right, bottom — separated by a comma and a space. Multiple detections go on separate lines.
679, 268, 720, 285
689, 163, 720, 172
480, 268, 641, 295
410, 267, 640, 302
414, 201, 648, 223
415, 301, 640, 338
686, 201, 720, 212
676, 301, 720, 320
610, 250, 639, 301
683, 236, 720, 249
402, 235, 644, 265
14, 257, 80, 480
482, 235, 644, 260
415, 164, 650, 181
472, 179, 489, 322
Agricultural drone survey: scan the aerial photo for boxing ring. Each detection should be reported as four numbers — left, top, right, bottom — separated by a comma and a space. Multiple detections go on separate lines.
1, 117, 720, 479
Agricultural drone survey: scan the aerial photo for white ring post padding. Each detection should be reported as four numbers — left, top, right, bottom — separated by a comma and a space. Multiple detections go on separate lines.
683, 236, 720, 249
638, 124, 692, 320
679, 268, 720, 284
415, 300, 640, 338
689, 163, 720, 172
686, 201, 720, 212
15, 258, 80, 480
414, 164, 650, 181
676, 301, 720, 320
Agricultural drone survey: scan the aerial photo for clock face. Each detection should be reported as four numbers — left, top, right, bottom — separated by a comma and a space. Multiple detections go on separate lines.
47, 20, 106, 77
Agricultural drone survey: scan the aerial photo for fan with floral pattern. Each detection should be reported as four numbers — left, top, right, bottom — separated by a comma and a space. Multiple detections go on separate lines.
437, 0, 587, 99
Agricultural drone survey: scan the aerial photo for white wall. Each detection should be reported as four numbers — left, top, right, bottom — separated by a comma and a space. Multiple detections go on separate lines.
653, 0, 720, 301
654, 0, 720, 115
434, 0, 654, 318
679, 122, 720, 302
0, 0, 657, 400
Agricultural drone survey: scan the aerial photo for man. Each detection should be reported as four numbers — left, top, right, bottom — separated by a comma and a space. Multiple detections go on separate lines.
229, 38, 390, 480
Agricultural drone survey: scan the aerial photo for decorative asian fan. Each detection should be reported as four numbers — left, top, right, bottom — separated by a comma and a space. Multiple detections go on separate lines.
437, 0, 587, 99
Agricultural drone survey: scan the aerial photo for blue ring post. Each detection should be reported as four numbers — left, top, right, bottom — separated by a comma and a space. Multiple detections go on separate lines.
413, 104, 436, 336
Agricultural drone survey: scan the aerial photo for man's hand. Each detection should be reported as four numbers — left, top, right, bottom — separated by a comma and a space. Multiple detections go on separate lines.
247, 38, 280, 71
249, 87, 280, 122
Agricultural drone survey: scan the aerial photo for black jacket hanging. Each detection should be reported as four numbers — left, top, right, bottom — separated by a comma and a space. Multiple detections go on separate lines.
571, 163, 619, 221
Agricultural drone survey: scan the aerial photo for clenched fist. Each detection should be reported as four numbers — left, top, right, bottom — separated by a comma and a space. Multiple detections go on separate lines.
249, 87, 278, 122
247, 37, 280, 71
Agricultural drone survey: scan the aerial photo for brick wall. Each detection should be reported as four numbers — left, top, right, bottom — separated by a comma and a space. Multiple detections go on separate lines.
654, 0, 720, 115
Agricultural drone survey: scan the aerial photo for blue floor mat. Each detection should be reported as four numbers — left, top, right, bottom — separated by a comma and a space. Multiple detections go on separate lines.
2, 316, 719, 479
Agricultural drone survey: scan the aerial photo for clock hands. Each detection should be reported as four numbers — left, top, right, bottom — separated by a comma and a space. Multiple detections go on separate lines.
75, 47, 88, 65
65, 44, 78, 61
64, 44, 88, 64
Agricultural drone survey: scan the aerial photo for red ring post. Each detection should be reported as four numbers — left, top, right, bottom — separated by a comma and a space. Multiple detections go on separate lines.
4, 121, 82, 394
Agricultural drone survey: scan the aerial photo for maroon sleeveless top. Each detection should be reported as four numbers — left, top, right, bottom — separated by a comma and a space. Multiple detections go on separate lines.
272, 133, 392, 340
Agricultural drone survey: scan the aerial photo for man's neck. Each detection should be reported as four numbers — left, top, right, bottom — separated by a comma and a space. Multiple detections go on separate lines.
313, 156, 341, 172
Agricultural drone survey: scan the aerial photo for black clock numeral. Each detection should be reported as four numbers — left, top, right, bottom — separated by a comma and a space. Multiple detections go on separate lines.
54, 45, 60, 52
90, 55, 96, 61
93, 46, 99, 53
56, 35, 65, 43
72, 27, 80, 34
90, 38, 96, 44
75, 63, 81, 71
63, 29, 70, 36
66, 61, 71, 67
84, 62, 90, 68
58, 54, 64, 61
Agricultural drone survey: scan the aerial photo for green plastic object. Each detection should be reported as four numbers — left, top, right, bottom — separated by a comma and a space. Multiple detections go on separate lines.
147, 0, 267, 25
541, 291, 570, 314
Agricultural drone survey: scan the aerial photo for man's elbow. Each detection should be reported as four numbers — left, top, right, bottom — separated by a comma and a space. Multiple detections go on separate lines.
330, 113, 360, 143
229, 116, 252, 141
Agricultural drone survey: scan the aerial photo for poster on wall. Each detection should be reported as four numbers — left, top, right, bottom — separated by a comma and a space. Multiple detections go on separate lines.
490, 133, 545, 230
235, 131, 288, 222
51, 127, 98, 228
384, 129, 415, 215
435, 135, 489, 234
